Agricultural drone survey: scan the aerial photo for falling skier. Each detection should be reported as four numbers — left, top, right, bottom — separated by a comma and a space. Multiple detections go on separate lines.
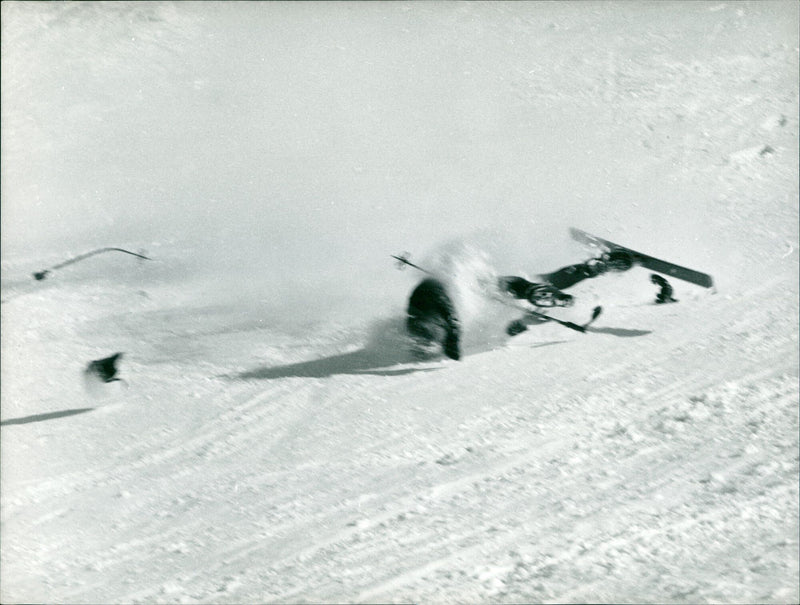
405, 248, 635, 360
402, 228, 714, 360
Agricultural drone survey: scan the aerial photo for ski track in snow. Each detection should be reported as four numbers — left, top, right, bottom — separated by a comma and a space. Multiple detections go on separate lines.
2, 2, 799, 604
2, 268, 797, 604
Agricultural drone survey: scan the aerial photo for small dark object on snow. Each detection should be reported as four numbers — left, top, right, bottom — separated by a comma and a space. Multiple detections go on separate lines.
86, 353, 125, 383
506, 319, 530, 336
651, 274, 678, 304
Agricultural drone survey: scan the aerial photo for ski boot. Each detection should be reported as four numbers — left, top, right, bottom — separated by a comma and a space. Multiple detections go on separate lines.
587, 249, 636, 275
498, 277, 574, 308
524, 283, 575, 308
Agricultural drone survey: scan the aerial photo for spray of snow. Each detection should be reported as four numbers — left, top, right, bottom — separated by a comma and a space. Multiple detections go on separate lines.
2, 2, 798, 603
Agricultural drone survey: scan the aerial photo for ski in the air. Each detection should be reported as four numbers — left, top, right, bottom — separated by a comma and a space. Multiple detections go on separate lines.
570, 228, 714, 289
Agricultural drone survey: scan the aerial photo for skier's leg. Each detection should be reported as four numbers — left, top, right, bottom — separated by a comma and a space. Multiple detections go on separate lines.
541, 250, 635, 289
498, 276, 574, 307
538, 264, 598, 289
497, 276, 534, 299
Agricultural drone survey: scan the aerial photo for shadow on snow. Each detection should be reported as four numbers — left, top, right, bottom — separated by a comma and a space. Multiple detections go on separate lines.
235, 348, 439, 380
234, 316, 441, 380
1, 407, 95, 426
586, 326, 653, 337
230, 318, 650, 381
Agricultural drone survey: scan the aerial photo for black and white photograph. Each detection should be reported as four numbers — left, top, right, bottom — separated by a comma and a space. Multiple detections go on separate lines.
1, 1, 798, 603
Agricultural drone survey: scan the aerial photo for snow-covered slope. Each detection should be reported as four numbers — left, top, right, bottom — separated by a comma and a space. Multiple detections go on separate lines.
2, 2, 798, 603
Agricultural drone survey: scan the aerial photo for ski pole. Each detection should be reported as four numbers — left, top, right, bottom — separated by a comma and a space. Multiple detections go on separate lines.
33, 247, 152, 281
526, 306, 602, 333
391, 253, 433, 275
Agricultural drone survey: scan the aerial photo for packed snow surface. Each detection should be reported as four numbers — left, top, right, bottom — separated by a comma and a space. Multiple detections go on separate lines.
2, 2, 798, 603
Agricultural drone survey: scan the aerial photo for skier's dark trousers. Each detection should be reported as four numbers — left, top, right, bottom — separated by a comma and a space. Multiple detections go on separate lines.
406, 278, 461, 360
538, 250, 635, 289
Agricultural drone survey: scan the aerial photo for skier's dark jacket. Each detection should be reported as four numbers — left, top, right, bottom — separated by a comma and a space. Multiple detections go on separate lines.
406, 278, 461, 360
